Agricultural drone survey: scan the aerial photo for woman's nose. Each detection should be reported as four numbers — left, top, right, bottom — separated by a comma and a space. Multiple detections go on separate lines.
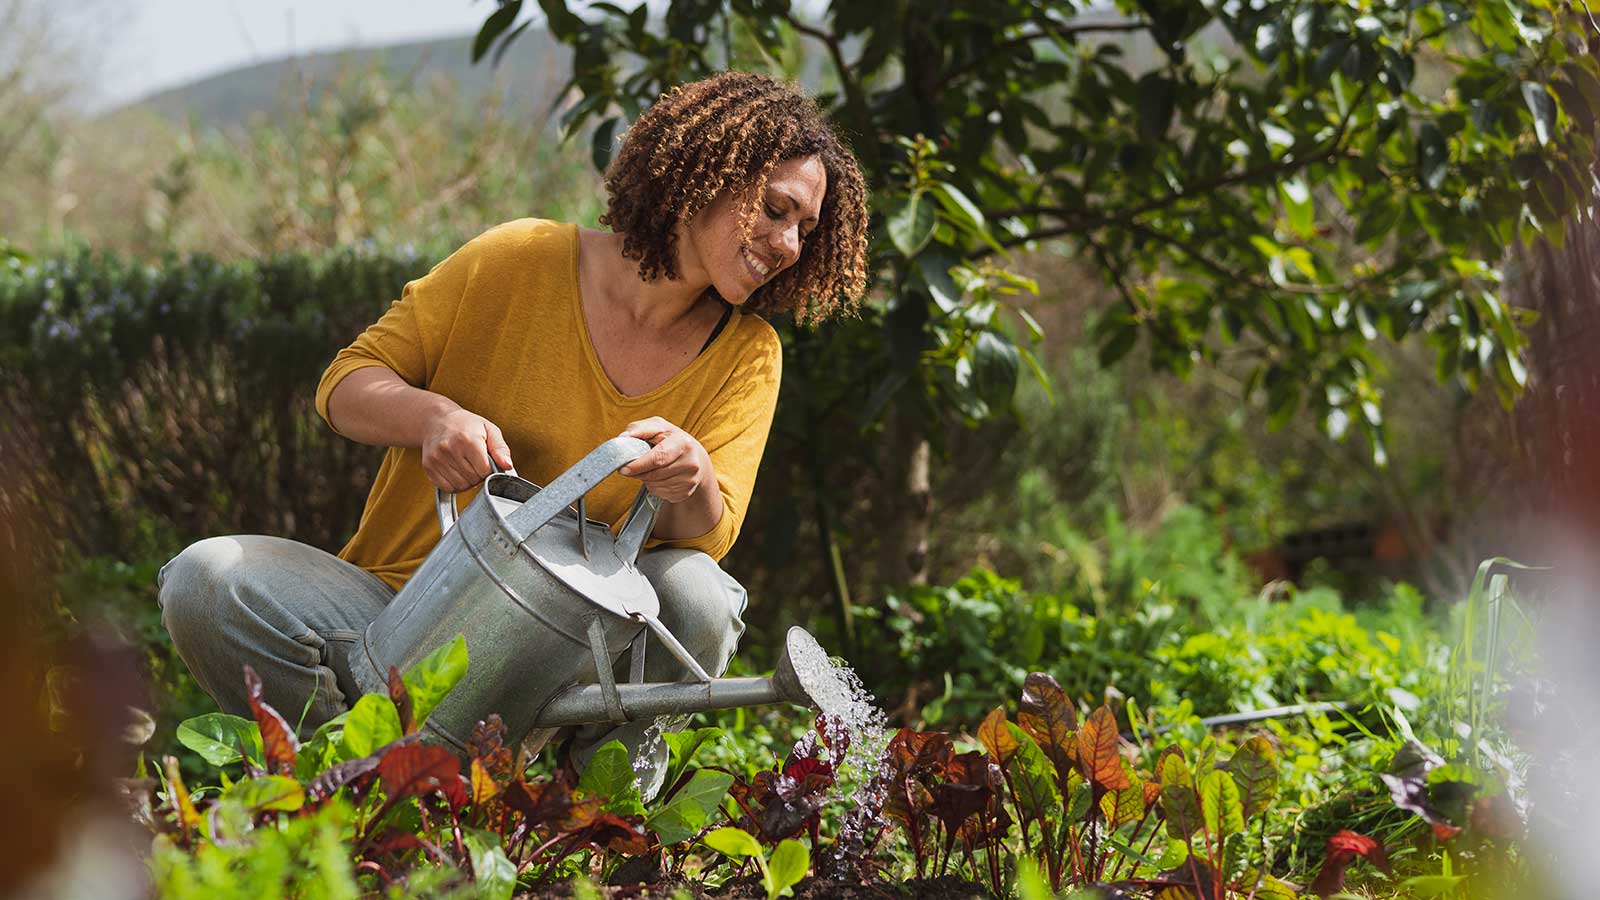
767, 225, 801, 267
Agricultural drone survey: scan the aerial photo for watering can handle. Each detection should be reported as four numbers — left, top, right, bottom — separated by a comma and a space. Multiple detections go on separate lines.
499, 436, 661, 565
434, 460, 509, 536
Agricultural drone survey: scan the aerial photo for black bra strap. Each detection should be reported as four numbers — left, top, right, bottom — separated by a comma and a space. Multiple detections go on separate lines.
699, 302, 733, 355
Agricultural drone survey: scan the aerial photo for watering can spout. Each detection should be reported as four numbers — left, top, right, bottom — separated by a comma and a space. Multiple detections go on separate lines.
530, 626, 831, 728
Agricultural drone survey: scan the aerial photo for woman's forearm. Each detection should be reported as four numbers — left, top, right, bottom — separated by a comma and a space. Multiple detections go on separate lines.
325, 366, 460, 449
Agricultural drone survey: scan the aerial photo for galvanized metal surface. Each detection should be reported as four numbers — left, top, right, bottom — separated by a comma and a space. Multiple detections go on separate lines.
533, 626, 825, 727
358, 439, 827, 754
358, 439, 662, 751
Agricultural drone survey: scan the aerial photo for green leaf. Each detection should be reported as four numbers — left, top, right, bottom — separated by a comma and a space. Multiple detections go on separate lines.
915, 249, 962, 313
472, 0, 523, 62
766, 839, 810, 899
1551, 76, 1595, 135
646, 769, 735, 845
403, 634, 469, 727
1199, 769, 1245, 838
1159, 751, 1203, 839
661, 727, 723, 797
887, 191, 937, 258
1313, 38, 1352, 82
1418, 122, 1448, 191
1521, 82, 1557, 146
1136, 73, 1176, 141
342, 694, 402, 759
177, 713, 263, 768
1066, 776, 1093, 823
1225, 736, 1280, 819
536, 0, 584, 40
591, 116, 620, 172
1279, 178, 1314, 239
464, 829, 517, 900
1099, 771, 1145, 828
222, 774, 304, 813
1006, 724, 1061, 820
970, 331, 1020, 410
704, 826, 764, 859
1240, 868, 1298, 899
929, 183, 985, 234
578, 739, 645, 816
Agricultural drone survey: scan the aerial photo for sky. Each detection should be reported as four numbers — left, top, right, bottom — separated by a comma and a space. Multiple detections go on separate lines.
75, 1, 501, 111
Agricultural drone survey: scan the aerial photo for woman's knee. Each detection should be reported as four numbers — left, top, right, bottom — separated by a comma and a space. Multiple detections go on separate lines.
638, 549, 747, 667
157, 536, 247, 639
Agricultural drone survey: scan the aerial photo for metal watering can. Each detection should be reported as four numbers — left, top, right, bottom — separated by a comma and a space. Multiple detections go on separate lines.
354, 436, 830, 753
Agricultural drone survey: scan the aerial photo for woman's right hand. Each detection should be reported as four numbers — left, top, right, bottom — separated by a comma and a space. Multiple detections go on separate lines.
422, 408, 516, 492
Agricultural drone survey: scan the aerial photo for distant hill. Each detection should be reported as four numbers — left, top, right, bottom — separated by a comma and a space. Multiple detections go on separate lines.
117, 32, 571, 131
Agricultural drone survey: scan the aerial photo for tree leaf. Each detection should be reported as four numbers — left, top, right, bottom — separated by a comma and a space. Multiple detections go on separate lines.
176, 713, 262, 768
578, 739, 645, 816
403, 634, 469, 728
646, 769, 735, 845
472, 0, 523, 62
1137, 73, 1176, 141
888, 191, 937, 258
703, 825, 764, 859
1418, 122, 1448, 191
1520, 81, 1557, 146
767, 838, 810, 898
592, 116, 621, 172
970, 331, 1020, 411
1075, 705, 1130, 790
1280, 177, 1314, 239
929, 182, 985, 234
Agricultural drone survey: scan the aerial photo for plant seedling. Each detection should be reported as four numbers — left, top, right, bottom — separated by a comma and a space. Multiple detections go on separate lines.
703, 827, 809, 900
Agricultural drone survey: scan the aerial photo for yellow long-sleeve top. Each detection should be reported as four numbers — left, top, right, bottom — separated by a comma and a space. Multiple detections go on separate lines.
315, 219, 783, 592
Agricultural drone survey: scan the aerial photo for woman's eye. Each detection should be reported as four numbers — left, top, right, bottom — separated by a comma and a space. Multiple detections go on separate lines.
764, 204, 783, 220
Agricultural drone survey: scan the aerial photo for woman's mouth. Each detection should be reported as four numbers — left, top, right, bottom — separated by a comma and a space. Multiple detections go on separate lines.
741, 247, 772, 282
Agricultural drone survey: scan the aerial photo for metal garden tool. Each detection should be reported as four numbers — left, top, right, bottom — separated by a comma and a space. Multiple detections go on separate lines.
354, 436, 833, 753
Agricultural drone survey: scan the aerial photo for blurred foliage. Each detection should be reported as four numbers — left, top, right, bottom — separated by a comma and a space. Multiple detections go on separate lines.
0, 245, 442, 565
1, 58, 602, 259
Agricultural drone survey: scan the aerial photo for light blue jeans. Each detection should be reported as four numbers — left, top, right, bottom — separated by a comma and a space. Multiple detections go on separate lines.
157, 535, 746, 798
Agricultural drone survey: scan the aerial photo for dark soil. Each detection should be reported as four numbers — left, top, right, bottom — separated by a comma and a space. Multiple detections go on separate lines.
513, 875, 996, 900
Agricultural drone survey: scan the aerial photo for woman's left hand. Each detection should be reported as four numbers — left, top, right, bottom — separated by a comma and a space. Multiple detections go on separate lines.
618, 417, 714, 503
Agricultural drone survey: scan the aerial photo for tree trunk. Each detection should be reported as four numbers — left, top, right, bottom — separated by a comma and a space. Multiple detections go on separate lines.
1508, 191, 1600, 545
880, 413, 932, 589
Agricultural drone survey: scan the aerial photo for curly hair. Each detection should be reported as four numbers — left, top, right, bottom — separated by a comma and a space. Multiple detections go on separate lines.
600, 71, 870, 325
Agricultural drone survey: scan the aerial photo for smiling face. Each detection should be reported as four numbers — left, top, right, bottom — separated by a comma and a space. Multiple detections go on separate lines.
679, 154, 828, 306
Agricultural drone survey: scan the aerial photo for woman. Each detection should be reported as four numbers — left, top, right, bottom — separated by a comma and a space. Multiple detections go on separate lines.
156, 71, 869, 795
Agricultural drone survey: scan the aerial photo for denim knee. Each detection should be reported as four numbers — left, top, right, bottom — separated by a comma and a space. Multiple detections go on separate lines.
637, 549, 747, 674
157, 536, 244, 648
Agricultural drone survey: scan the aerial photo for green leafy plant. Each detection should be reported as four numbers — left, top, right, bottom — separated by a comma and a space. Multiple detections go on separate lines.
702, 827, 811, 900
